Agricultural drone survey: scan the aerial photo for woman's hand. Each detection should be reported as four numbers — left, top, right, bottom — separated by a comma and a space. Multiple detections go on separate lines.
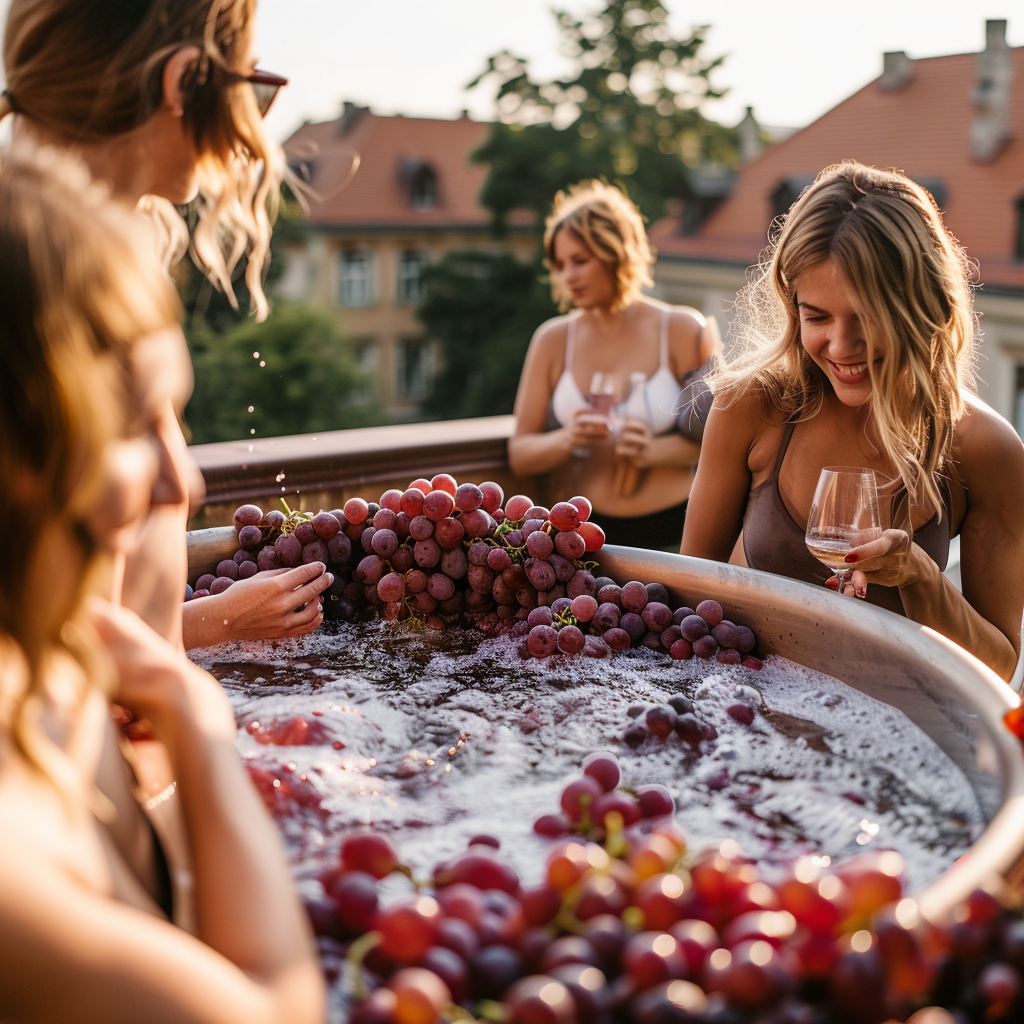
569, 408, 612, 449
615, 418, 654, 468
826, 529, 917, 597
183, 563, 334, 650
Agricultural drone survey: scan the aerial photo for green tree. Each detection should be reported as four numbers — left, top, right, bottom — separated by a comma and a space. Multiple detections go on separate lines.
468, 0, 737, 229
186, 302, 383, 444
417, 252, 557, 419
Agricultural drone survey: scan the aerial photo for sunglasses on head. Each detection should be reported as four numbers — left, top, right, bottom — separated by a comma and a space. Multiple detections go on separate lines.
244, 68, 288, 117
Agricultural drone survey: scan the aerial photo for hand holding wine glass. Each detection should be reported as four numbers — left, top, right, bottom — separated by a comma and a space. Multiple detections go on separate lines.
805, 468, 882, 596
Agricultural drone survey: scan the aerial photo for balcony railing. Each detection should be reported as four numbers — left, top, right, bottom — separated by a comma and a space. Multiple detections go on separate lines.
187, 414, 534, 531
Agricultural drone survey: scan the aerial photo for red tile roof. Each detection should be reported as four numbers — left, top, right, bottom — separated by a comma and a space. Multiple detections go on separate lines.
283, 109, 503, 229
650, 48, 1024, 293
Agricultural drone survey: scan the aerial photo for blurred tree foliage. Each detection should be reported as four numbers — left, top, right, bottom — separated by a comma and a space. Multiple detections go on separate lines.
179, 199, 383, 443
417, 252, 557, 419
468, 0, 738, 229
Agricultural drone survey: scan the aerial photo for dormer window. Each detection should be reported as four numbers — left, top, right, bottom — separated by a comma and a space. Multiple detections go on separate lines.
770, 176, 815, 223
1015, 196, 1024, 260
401, 160, 438, 210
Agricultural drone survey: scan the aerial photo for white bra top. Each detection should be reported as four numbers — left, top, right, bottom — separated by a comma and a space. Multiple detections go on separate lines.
549, 309, 682, 435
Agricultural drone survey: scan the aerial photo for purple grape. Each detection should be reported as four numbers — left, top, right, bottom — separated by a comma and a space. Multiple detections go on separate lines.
460, 508, 493, 539
661, 625, 683, 648
191, 589, 210, 600
549, 553, 574, 583
468, 541, 491, 565
583, 635, 611, 658
641, 601, 673, 632
412, 591, 438, 614
641, 630, 664, 651
645, 582, 671, 605
675, 714, 703, 746
312, 511, 341, 539
680, 614, 709, 642
238, 524, 262, 550
570, 595, 598, 622
394, 512, 411, 540
293, 521, 316, 545
454, 482, 483, 512
492, 577, 516, 605
620, 581, 648, 613
356, 555, 385, 585
527, 606, 554, 628
360, 527, 377, 553
468, 565, 495, 593
210, 577, 233, 594
515, 586, 538, 610
590, 603, 621, 634
673, 606, 695, 625
440, 592, 464, 615
392, 546, 414, 574
693, 634, 719, 659
604, 628, 631, 652
487, 547, 512, 572
736, 625, 756, 653
645, 705, 677, 738
232, 504, 263, 530
265, 509, 286, 531
712, 620, 740, 649
502, 563, 527, 589
409, 515, 434, 541
184, 584, 193, 600
275, 533, 302, 567
302, 539, 328, 565
566, 569, 596, 599
233, 548, 255, 565
327, 533, 352, 564
405, 569, 428, 593
428, 573, 455, 601
525, 531, 554, 559
196, 573, 215, 592
371, 528, 399, 559
216, 558, 239, 580
377, 572, 406, 602
504, 529, 523, 548
597, 584, 621, 607
553, 530, 585, 560
524, 557, 556, 591
527, 624, 558, 658
550, 597, 572, 615
620, 612, 646, 643
435, 517, 465, 550
718, 648, 743, 666
413, 538, 442, 568
441, 547, 468, 579
372, 508, 397, 531
556, 624, 585, 655
538, 585, 566, 607
257, 547, 281, 572
695, 599, 724, 628
636, 785, 675, 818
667, 695, 694, 715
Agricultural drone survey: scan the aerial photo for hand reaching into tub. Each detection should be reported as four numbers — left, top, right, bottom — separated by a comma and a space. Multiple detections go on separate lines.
182, 562, 334, 649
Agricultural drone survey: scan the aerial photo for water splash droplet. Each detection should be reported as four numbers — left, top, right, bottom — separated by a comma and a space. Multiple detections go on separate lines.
253, 351, 260, 359
248, 405, 254, 413
259, 360, 266, 367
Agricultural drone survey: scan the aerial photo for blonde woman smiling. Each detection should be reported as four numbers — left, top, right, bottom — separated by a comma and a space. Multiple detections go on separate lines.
510, 181, 719, 550
681, 162, 1024, 681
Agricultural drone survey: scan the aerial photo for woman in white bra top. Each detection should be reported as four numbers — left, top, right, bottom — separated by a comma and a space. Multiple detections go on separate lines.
510, 180, 719, 549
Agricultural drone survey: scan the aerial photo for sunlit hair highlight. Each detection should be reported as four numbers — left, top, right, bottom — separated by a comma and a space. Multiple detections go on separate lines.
544, 180, 654, 313
715, 161, 977, 517
2, 0, 283, 318
0, 146, 179, 796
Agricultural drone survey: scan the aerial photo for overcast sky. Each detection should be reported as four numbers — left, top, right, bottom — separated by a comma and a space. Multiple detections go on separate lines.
252, 1, 1022, 143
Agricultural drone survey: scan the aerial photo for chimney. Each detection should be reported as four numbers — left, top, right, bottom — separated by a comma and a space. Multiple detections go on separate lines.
736, 107, 765, 163
970, 19, 1013, 162
338, 101, 370, 135
879, 51, 914, 92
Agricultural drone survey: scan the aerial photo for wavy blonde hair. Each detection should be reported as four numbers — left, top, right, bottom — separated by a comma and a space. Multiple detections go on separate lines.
1, 0, 282, 318
716, 161, 977, 517
0, 147, 179, 794
544, 180, 654, 314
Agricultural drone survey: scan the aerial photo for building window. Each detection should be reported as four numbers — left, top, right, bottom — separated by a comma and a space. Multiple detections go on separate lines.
337, 248, 375, 307
395, 336, 433, 401
410, 164, 438, 210
352, 337, 379, 404
397, 249, 429, 305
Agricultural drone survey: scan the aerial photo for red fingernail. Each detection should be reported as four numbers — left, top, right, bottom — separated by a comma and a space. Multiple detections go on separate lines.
844, 552, 858, 563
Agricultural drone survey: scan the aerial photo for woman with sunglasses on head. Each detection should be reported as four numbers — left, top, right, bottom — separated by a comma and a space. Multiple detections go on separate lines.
680, 161, 1024, 682
2, 0, 331, 651
0, 147, 324, 1024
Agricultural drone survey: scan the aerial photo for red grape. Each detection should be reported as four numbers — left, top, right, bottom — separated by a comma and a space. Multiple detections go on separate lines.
504, 495, 533, 521
553, 530, 585, 560
549, 502, 581, 532
560, 776, 603, 823
401, 488, 426, 517
504, 976, 575, 1024
389, 966, 451, 1024
692, 635, 719, 659
233, 503, 263, 530
636, 784, 675, 819
344, 497, 369, 524
695, 599, 723, 628
641, 602, 673, 632
622, 931, 689, 989
424, 489, 455, 522
556, 625, 585, 655
377, 895, 442, 963
341, 832, 400, 878
380, 488, 403, 512
378, 572, 406, 602
479, 481, 504, 513
604, 627, 630, 652
409, 478, 433, 492
582, 752, 620, 793
210, 577, 233, 594
322, 869, 379, 934
430, 473, 458, 495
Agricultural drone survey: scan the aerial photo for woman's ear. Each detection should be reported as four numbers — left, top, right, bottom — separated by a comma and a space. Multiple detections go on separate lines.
162, 46, 202, 118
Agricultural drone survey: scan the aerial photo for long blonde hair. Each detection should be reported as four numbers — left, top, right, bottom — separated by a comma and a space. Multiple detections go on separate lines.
544, 180, 654, 314
1, 0, 282, 318
0, 147, 179, 789
716, 161, 977, 516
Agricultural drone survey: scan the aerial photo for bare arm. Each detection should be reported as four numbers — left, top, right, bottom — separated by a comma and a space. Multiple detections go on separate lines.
183, 564, 333, 649
680, 393, 759, 560
0, 601, 325, 1024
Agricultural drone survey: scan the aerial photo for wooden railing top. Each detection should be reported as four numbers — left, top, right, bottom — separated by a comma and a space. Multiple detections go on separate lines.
190, 414, 516, 504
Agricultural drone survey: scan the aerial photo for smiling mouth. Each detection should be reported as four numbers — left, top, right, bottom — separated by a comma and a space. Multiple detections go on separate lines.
830, 361, 868, 378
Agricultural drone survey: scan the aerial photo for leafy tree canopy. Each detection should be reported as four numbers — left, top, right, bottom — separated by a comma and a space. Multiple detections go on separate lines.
417, 252, 557, 420
468, 0, 737, 229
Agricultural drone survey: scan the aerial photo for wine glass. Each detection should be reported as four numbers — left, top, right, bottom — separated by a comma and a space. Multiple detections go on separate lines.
805, 467, 882, 593
587, 372, 618, 418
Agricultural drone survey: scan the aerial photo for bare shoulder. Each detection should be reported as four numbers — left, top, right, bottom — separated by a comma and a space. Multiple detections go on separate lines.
952, 392, 1024, 487
528, 314, 572, 358
653, 301, 707, 373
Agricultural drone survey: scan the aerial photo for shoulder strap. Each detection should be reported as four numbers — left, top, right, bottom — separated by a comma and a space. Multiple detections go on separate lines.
659, 308, 670, 368
564, 314, 578, 371
772, 420, 798, 478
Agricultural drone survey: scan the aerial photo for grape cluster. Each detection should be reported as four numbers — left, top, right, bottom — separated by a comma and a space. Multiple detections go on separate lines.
193, 475, 764, 670
621, 694, 722, 751
310, 756, 1024, 1024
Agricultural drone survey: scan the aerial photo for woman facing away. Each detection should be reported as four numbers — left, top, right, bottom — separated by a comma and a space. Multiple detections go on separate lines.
509, 181, 721, 551
2, 0, 332, 650
681, 161, 1024, 682
0, 150, 323, 1022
